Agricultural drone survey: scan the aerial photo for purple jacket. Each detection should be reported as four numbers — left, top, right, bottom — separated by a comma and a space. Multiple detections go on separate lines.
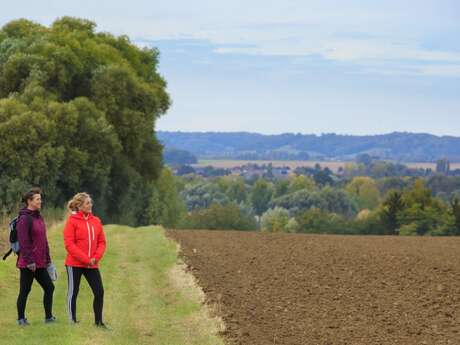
16, 208, 51, 269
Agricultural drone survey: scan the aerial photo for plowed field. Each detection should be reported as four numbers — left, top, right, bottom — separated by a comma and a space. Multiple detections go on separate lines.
168, 230, 460, 345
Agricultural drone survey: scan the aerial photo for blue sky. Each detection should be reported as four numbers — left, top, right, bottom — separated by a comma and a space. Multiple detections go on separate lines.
1, 0, 459, 135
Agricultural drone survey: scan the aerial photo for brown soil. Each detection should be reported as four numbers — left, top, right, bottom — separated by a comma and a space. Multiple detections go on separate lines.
168, 230, 460, 345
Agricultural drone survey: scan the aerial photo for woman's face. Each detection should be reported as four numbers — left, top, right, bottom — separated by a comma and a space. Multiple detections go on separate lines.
28, 194, 42, 211
80, 197, 93, 214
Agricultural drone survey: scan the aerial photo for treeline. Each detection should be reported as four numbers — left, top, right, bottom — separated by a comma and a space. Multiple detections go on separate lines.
157, 131, 460, 162
232, 151, 311, 161
163, 148, 197, 166
0, 18, 169, 225
340, 155, 459, 177
157, 166, 460, 235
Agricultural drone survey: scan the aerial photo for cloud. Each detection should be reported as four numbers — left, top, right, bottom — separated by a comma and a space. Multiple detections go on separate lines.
418, 64, 460, 77
130, 1, 460, 78
2, 0, 459, 77
162, 34, 460, 77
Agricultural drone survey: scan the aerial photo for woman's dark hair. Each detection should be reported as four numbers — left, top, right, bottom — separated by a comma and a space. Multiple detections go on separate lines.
22, 187, 41, 206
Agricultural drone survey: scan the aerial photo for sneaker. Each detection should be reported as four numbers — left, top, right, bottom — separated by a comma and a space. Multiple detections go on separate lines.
69, 319, 79, 325
95, 321, 110, 330
18, 318, 30, 326
45, 316, 56, 324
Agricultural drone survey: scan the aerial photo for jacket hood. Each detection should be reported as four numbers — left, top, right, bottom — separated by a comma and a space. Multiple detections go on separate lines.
19, 207, 41, 218
70, 210, 94, 221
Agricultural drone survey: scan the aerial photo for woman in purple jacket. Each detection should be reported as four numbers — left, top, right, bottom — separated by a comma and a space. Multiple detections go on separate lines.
16, 188, 55, 326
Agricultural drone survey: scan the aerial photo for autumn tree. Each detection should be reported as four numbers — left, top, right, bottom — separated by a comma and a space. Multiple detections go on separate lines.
346, 176, 380, 210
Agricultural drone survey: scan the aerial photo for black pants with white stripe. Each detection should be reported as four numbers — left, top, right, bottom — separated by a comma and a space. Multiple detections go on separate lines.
66, 266, 104, 324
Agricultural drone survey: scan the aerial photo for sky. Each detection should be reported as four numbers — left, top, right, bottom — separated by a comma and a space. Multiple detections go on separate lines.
1, 1, 459, 136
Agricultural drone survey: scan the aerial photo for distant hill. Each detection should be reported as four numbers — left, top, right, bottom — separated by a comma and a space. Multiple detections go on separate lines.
158, 131, 460, 162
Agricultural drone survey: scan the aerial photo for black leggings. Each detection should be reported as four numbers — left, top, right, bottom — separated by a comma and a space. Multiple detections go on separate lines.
66, 266, 104, 323
17, 268, 55, 320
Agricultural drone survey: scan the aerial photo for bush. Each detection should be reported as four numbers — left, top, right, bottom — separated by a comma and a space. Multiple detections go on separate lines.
179, 203, 256, 231
350, 210, 387, 235
285, 218, 299, 233
295, 208, 350, 234
356, 209, 371, 221
399, 223, 418, 236
260, 207, 290, 233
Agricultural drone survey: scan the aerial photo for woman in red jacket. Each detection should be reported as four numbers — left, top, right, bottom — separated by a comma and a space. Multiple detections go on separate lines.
64, 192, 106, 327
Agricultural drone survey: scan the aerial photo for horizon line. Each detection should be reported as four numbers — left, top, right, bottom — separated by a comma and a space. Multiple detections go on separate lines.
157, 130, 460, 139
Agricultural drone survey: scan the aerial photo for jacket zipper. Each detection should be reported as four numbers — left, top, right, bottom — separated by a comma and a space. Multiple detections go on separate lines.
86, 221, 91, 257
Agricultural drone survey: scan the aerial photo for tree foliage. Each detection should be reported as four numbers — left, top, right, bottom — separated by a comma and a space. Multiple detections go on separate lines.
346, 176, 380, 210
180, 203, 256, 231
250, 179, 274, 216
0, 17, 169, 224
379, 190, 404, 235
260, 207, 291, 233
271, 187, 357, 216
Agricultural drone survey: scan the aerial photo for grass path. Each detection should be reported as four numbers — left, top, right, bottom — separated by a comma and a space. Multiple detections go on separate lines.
0, 225, 224, 345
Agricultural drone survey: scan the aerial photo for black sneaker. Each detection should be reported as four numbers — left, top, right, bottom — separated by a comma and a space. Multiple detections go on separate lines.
18, 318, 30, 326
95, 321, 110, 330
45, 316, 56, 324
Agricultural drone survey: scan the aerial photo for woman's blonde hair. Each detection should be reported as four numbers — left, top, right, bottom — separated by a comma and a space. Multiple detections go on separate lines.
67, 192, 91, 212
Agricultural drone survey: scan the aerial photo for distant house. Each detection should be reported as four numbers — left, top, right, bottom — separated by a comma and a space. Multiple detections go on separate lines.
240, 168, 263, 180
230, 167, 243, 175
272, 167, 291, 179
235, 164, 291, 180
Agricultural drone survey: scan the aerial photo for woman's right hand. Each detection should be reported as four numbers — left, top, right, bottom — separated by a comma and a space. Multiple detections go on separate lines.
89, 258, 96, 266
27, 263, 36, 272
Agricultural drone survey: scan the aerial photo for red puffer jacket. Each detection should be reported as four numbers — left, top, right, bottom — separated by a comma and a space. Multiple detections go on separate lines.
63, 211, 106, 268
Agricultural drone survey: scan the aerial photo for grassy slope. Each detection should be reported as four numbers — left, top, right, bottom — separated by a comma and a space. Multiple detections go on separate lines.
0, 225, 224, 345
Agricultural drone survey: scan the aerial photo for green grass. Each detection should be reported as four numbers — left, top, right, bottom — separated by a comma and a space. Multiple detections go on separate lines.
0, 225, 224, 345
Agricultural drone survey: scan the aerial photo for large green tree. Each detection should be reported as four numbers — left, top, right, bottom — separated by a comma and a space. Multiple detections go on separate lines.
0, 17, 169, 224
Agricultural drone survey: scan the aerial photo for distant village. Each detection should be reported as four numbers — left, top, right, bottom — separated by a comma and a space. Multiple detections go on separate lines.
171, 163, 292, 180
169, 157, 460, 181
